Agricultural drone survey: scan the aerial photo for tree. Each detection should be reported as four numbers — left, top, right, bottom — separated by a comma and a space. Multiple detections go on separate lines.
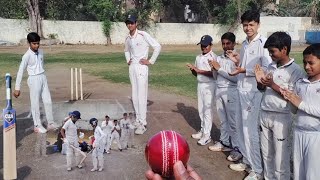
26, 0, 43, 37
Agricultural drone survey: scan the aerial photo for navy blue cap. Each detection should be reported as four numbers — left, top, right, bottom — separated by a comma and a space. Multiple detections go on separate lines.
197, 35, 213, 46
125, 14, 137, 23
71, 110, 81, 119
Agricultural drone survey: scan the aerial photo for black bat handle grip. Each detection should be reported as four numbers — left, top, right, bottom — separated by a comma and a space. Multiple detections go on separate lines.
5, 73, 12, 110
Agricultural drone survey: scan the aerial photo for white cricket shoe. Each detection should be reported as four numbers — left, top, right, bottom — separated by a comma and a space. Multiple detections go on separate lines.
227, 149, 243, 162
67, 167, 72, 171
208, 141, 232, 152
35, 125, 47, 133
135, 125, 147, 135
98, 167, 103, 172
191, 131, 203, 139
77, 164, 83, 169
229, 162, 249, 172
197, 135, 211, 146
91, 168, 97, 172
244, 171, 263, 180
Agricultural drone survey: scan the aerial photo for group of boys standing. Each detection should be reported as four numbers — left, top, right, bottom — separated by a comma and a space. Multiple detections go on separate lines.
60, 111, 138, 172
188, 10, 320, 180
12, 7, 320, 180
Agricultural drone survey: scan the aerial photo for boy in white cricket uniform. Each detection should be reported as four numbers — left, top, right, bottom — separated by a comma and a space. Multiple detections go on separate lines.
128, 112, 136, 148
60, 110, 82, 171
120, 113, 131, 149
89, 118, 106, 172
187, 35, 217, 146
14, 32, 58, 133
101, 115, 113, 153
124, 14, 161, 135
227, 10, 272, 179
109, 119, 122, 151
281, 44, 320, 180
256, 32, 305, 180
208, 32, 240, 158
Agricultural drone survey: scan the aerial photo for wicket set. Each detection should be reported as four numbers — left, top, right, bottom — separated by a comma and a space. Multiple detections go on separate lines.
70, 68, 83, 101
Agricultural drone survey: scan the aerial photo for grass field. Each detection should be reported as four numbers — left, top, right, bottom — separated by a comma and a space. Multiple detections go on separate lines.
0, 50, 304, 99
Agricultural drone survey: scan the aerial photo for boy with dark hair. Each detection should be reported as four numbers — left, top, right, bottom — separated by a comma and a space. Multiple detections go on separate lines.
187, 35, 217, 146
208, 32, 240, 161
281, 43, 320, 180
255, 31, 305, 180
124, 14, 161, 135
227, 10, 272, 179
14, 32, 58, 133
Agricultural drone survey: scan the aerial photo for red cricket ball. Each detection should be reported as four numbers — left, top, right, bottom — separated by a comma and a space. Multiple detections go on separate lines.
145, 130, 190, 178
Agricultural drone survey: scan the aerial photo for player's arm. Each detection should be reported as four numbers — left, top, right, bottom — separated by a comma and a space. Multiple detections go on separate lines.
143, 32, 161, 65
60, 128, 66, 139
14, 55, 28, 98
124, 38, 131, 65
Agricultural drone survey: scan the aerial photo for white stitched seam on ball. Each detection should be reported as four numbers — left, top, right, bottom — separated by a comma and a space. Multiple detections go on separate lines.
172, 131, 178, 163
161, 131, 166, 176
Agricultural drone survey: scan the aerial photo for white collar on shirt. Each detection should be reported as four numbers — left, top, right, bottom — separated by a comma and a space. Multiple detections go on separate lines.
245, 33, 261, 44
128, 29, 139, 39
201, 50, 213, 57
270, 58, 294, 69
28, 47, 39, 55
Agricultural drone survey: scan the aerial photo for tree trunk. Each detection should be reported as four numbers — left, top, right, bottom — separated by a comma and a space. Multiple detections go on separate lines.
26, 0, 43, 38
228, 0, 241, 32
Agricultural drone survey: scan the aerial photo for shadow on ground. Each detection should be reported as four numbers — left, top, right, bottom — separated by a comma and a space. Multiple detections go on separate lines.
173, 102, 220, 141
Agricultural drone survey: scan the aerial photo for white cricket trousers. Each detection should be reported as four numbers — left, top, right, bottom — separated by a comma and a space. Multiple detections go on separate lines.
66, 141, 81, 169
197, 82, 215, 135
27, 73, 54, 127
260, 110, 291, 180
293, 129, 320, 180
236, 90, 263, 174
108, 132, 122, 150
92, 139, 105, 169
216, 87, 238, 147
120, 128, 130, 149
129, 64, 148, 126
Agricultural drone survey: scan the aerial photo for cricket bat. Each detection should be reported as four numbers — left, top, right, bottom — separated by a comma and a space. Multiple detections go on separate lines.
3, 73, 17, 179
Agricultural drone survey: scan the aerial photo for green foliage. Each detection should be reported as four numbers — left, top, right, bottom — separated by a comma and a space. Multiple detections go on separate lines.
40, 0, 96, 21
0, 0, 27, 19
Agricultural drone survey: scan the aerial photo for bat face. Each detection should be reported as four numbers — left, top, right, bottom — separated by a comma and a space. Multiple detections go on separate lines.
3, 109, 16, 131
3, 73, 17, 179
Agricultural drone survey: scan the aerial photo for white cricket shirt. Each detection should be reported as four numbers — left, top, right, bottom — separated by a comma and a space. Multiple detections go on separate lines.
124, 29, 161, 64
62, 119, 78, 142
216, 53, 238, 88
195, 50, 217, 83
261, 59, 305, 113
295, 78, 320, 131
15, 48, 46, 90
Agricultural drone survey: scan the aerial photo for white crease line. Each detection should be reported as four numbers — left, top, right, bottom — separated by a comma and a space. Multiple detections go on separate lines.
116, 99, 126, 113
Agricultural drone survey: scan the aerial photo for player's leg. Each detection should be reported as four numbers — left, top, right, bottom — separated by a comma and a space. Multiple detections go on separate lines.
209, 88, 232, 151
293, 129, 305, 180
91, 148, 98, 171
192, 84, 204, 139
40, 75, 56, 129
229, 91, 249, 171
27, 76, 45, 133
97, 148, 104, 171
302, 131, 320, 179
197, 83, 214, 146
129, 65, 139, 122
66, 143, 74, 171
260, 111, 276, 180
115, 133, 122, 150
137, 65, 148, 126
241, 91, 263, 177
273, 112, 291, 180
